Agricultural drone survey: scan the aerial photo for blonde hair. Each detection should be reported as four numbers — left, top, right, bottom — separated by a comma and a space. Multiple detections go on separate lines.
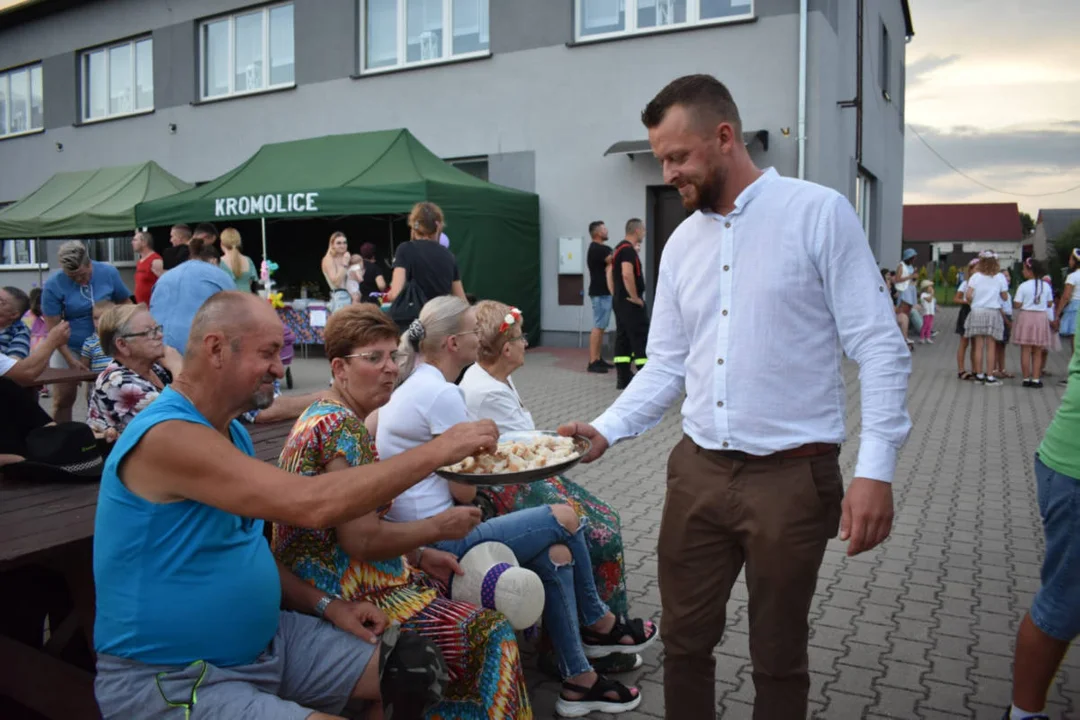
219, 227, 244, 277
475, 300, 515, 364
396, 295, 470, 382
328, 231, 347, 254
407, 202, 444, 239
57, 240, 90, 273
98, 303, 149, 356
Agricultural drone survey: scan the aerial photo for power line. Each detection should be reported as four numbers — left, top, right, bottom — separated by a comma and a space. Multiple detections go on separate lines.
907, 124, 1080, 198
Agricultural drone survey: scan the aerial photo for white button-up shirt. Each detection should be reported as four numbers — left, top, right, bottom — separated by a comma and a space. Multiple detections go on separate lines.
592, 168, 912, 482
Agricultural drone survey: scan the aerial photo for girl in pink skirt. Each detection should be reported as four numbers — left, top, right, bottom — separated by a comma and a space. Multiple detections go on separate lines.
1011, 258, 1054, 388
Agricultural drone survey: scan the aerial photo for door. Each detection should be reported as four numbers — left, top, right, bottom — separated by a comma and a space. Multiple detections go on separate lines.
646, 185, 691, 300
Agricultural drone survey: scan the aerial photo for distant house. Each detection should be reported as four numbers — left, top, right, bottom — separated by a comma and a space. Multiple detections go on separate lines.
902, 203, 1024, 270
1033, 209, 1080, 260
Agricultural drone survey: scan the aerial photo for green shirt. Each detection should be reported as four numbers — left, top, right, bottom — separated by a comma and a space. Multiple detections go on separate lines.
221, 254, 258, 293
1039, 333, 1080, 479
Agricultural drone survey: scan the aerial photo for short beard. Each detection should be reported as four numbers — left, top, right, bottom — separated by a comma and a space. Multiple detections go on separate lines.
685, 164, 726, 212
251, 387, 275, 411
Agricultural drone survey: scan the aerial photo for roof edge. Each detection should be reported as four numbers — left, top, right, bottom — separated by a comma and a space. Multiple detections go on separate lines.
901, 0, 914, 37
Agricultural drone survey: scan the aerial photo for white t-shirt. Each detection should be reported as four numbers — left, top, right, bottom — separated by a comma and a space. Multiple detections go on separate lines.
375, 363, 469, 522
1014, 279, 1053, 312
459, 364, 535, 433
919, 291, 936, 316
0, 353, 14, 377
1068, 269, 1080, 290
894, 263, 914, 292
967, 272, 1008, 309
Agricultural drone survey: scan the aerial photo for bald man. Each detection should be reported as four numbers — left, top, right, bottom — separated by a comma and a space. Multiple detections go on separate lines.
92, 292, 499, 720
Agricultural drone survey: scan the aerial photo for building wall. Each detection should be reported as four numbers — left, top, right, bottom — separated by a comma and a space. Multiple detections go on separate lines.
0, 0, 908, 341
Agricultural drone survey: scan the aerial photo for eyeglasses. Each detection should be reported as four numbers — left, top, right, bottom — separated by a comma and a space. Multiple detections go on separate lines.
121, 325, 164, 339
342, 350, 405, 366
454, 328, 481, 338
507, 335, 527, 345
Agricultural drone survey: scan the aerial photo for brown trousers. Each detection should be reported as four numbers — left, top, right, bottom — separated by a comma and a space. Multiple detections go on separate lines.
658, 436, 844, 720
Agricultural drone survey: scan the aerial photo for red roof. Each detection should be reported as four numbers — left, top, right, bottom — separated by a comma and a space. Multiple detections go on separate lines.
903, 203, 1023, 243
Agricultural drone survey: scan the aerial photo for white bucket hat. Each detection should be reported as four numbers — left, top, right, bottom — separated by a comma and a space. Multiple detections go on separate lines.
450, 542, 545, 630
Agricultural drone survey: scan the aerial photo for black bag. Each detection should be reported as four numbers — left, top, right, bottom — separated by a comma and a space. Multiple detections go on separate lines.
389, 280, 428, 331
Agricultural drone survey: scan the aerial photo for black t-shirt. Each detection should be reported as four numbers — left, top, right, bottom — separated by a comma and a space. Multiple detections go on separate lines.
0, 377, 52, 457
359, 259, 389, 303
393, 240, 460, 302
611, 241, 644, 302
162, 244, 190, 270
587, 242, 613, 297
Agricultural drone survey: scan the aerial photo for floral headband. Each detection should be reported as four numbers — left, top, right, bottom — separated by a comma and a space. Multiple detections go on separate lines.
499, 307, 523, 335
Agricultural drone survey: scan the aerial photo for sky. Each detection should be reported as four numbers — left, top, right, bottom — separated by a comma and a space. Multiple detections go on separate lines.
903, 0, 1080, 216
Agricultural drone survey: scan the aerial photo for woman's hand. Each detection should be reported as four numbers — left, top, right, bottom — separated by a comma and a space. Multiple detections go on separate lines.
419, 548, 464, 585
432, 505, 482, 540
323, 599, 389, 644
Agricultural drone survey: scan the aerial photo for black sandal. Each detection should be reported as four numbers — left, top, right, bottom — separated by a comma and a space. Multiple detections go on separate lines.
581, 615, 659, 658
555, 675, 641, 717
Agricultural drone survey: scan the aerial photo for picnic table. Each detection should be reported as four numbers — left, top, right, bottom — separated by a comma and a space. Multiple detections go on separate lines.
28, 366, 101, 386
0, 419, 295, 719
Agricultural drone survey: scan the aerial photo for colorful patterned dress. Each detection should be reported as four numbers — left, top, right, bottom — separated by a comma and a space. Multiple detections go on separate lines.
272, 399, 531, 720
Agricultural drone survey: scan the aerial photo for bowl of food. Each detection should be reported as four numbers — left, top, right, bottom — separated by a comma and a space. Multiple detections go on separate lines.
436, 430, 591, 485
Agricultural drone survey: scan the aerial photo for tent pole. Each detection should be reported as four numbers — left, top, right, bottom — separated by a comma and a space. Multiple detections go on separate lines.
36, 238, 43, 287
260, 217, 268, 263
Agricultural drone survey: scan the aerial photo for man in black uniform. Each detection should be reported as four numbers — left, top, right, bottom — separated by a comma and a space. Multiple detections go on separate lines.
611, 218, 648, 390
585, 220, 614, 374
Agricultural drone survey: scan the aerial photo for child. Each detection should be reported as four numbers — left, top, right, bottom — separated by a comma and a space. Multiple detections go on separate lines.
964, 252, 1009, 386
995, 268, 1015, 379
1011, 258, 1053, 388
81, 300, 116, 404
1041, 275, 1060, 377
954, 258, 979, 379
23, 287, 50, 398
345, 253, 364, 304
918, 280, 936, 344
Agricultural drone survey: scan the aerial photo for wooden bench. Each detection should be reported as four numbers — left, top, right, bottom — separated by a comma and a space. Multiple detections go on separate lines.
0, 419, 295, 719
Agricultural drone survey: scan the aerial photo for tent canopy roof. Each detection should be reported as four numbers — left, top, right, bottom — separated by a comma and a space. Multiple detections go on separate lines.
135, 129, 534, 226
0, 161, 193, 238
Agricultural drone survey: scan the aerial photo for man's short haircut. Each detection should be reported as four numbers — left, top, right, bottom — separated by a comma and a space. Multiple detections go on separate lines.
626, 218, 644, 236
2, 286, 30, 318
193, 222, 219, 239
185, 291, 259, 359
641, 74, 742, 133
171, 224, 192, 240
588, 221, 605, 238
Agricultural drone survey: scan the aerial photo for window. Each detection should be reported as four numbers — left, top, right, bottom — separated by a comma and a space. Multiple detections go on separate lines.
361, 0, 489, 73
81, 37, 154, 122
448, 156, 488, 181
576, 0, 752, 40
880, 22, 891, 101
89, 237, 136, 266
0, 64, 44, 138
855, 172, 873, 241
0, 239, 42, 267
200, 2, 295, 100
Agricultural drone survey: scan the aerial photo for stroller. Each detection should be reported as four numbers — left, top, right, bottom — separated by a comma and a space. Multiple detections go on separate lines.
281, 324, 296, 389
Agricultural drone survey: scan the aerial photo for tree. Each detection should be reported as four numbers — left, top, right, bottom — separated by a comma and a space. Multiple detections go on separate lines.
1019, 211, 1035, 237
947, 265, 958, 287
1048, 219, 1080, 291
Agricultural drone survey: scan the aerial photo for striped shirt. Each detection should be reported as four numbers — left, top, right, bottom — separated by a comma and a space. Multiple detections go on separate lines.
0, 321, 31, 359
81, 333, 114, 373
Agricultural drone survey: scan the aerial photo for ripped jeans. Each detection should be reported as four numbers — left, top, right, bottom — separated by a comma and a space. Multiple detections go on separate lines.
433, 505, 608, 678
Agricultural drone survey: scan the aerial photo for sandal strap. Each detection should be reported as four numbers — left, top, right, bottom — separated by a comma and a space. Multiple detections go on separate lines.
582, 615, 654, 645
561, 675, 636, 703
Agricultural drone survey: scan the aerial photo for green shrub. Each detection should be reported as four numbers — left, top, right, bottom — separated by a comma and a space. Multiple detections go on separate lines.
946, 265, 958, 287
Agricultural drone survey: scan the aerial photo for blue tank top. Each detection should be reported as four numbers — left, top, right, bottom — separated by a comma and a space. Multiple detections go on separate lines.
93, 388, 281, 667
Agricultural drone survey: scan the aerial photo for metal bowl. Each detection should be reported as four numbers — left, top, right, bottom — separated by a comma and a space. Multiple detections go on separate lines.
436, 430, 592, 486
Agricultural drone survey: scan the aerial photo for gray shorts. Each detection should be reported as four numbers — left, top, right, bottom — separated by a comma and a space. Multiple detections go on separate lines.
94, 611, 378, 720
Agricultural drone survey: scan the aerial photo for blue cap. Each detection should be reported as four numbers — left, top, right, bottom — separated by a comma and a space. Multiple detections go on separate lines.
902, 248, 917, 261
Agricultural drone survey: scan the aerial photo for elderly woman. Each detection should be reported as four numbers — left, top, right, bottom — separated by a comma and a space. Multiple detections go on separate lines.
272, 304, 531, 719
88, 304, 181, 440
377, 296, 655, 717
41, 240, 131, 422
459, 301, 638, 674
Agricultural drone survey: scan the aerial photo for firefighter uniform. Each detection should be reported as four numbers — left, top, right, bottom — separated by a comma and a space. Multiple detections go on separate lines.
611, 239, 649, 389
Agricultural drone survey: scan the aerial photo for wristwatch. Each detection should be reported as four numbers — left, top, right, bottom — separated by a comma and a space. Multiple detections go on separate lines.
313, 594, 334, 619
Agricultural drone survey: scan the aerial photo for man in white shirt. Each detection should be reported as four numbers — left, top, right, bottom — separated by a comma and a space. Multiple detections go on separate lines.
561, 75, 912, 719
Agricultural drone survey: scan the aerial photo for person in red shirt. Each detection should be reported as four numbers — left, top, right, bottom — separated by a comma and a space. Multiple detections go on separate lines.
132, 231, 163, 305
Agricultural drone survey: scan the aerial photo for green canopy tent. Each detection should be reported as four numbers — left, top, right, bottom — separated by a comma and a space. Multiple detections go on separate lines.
0, 161, 193, 284
135, 129, 541, 341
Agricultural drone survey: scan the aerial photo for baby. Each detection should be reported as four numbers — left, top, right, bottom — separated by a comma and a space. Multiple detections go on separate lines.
346, 253, 365, 303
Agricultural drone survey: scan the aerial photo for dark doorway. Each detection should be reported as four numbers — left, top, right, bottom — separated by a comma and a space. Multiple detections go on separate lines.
645, 185, 691, 299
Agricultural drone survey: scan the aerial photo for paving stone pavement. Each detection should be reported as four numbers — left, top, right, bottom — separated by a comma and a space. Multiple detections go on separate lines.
56, 307, 1076, 718
506, 306, 1078, 719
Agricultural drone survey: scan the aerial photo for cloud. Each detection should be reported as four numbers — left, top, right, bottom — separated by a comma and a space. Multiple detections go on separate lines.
904, 124, 1080, 213
905, 54, 961, 86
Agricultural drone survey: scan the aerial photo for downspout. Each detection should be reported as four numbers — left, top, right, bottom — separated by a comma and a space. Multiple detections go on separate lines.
797, 0, 808, 179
